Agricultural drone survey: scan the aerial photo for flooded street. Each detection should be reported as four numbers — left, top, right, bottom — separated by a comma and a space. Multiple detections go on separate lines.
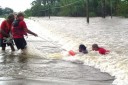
0, 56, 113, 85
0, 17, 128, 85
0, 36, 113, 85
0, 53, 113, 85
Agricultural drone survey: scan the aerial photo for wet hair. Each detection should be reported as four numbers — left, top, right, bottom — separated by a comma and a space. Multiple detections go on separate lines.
92, 44, 99, 48
79, 44, 88, 54
7, 13, 14, 20
17, 12, 24, 18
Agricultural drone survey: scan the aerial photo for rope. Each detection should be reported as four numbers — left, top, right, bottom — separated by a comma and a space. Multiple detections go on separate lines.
3, 37, 13, 44
3, 33, 13, 44
38, 36, 66, 51
38, 36, 58, 46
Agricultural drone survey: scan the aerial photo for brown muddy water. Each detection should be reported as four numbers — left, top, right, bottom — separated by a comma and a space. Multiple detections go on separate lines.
0, 17, 121, 85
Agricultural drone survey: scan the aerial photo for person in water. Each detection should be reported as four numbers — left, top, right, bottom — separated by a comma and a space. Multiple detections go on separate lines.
69, 44, 88, 56
92, 44, 109, 55
11, 12, 38, 50
0, 14, 15, 51
79, 44, 88, 54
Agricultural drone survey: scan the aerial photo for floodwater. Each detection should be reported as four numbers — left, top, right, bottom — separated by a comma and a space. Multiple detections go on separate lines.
0, 17, 128, 85
0, 44, 113, 85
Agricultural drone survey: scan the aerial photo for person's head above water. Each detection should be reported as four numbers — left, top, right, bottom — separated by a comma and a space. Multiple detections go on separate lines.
92, 44, 99, 51
79, 44, 88, 54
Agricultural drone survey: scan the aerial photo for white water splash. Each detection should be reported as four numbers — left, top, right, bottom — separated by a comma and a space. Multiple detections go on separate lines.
29, 17, 128, 85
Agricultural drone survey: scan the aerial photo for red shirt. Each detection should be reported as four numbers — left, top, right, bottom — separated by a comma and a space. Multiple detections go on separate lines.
0, 20, 12, 38
12, 20, 27, 38
98, 47, 109, 55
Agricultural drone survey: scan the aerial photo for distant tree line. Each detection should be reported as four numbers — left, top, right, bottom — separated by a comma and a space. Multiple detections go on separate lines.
0, 7, 14, 17
23, 0, 127, 18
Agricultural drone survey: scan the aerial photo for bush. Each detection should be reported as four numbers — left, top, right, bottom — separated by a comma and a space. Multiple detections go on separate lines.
89, 12, 97, 17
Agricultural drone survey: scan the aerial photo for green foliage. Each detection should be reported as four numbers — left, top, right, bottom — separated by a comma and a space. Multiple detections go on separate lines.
58, 0, 86, 16
3, 7, 13, 14
0, 7, 14, 17
24, 9, 32, 18
24, 0, 128, 18
0, 8, 3, 15
117, 0, 128, 17
89, 12, 97, 17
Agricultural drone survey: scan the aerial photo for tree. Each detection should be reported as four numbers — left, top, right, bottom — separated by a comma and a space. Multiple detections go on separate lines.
0, 7, 3, 15
24, 9, 32, 17
117, 0, 128, 17
3, 7, 13, 14
25, 0, 128, 17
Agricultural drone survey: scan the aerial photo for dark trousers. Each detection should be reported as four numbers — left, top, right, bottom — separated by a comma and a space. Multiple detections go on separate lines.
14, 38, 27, 50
